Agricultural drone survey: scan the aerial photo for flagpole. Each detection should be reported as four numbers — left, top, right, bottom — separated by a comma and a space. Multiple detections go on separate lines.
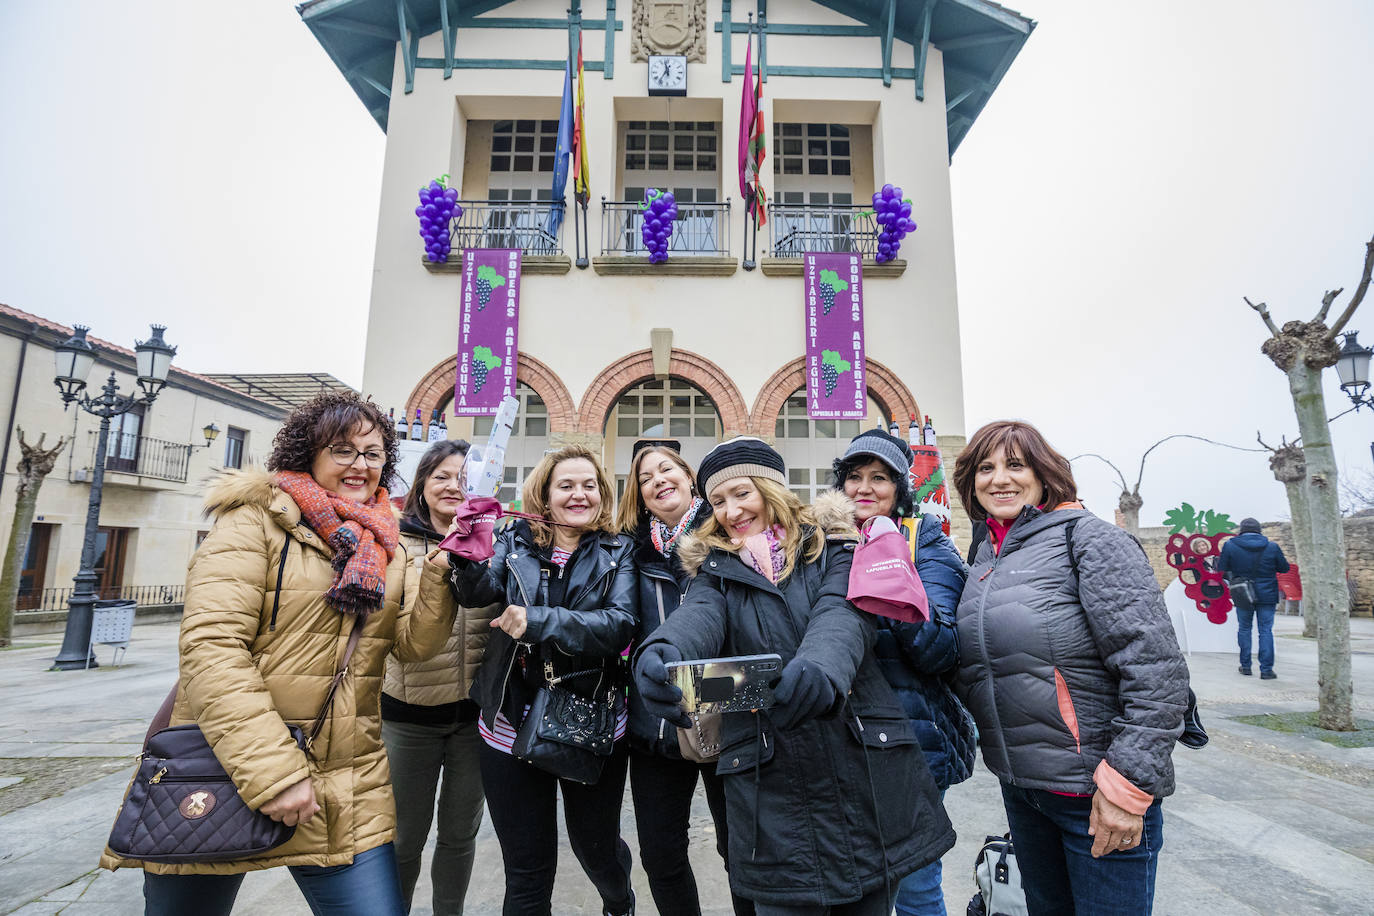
742, 13, 757, 271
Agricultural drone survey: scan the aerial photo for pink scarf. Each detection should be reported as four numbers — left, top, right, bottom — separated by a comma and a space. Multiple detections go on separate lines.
734, 525, 787, 583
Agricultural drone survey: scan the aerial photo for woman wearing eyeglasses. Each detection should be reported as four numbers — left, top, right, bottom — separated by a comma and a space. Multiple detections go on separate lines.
103, 391, 458, 916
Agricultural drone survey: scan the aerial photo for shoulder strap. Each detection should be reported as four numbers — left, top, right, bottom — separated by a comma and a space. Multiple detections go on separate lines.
305, 622, 364, 752
269, 537, 291, 631
1064, 518, 1079, 581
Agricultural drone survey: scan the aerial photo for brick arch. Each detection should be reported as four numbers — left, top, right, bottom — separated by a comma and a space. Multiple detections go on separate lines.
748, 356, 919, 437
574, 349, 750, 437
406, 351, 576, 432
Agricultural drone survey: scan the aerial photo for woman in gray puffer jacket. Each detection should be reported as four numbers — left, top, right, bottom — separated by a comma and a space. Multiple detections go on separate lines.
951, 421, 1189, 916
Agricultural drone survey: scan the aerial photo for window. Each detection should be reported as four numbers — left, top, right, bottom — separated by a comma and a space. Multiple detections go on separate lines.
105, 404, 144, 473
622, 121, 719, 175
224, 427, 246, 470
457, 384, 550, 508
773, 123, 851, 177
94, 527, 131, 598
772, 391, 886, 503
607, 379, 722, 497
490, 119, 561, 177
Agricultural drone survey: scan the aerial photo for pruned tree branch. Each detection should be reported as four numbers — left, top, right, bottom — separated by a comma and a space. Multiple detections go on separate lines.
1133, 433, 1268, 491
1316, 287, 1344, 323
1325, 234, 1374, 338
1069, 452, 1129, 492
1245, 296, 1281, 335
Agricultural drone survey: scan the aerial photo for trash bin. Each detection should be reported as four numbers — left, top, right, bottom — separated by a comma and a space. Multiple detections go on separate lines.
89, 599, 137, 668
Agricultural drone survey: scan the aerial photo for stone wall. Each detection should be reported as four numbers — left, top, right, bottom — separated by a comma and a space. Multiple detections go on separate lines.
1134, 518, 1374, 615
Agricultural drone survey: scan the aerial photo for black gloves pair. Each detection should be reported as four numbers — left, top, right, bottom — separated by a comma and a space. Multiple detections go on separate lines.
634, 645, 835, 732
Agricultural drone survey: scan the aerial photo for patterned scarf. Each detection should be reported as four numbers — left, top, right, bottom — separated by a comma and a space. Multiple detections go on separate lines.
649, 497, 705, 557
275, 471, 399, 619
734, 524, 787, 584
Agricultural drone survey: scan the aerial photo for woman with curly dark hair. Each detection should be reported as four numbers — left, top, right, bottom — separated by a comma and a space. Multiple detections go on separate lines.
102, 390, 458, 916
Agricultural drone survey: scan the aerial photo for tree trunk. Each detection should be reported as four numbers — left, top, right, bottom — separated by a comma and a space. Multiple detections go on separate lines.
1269, 444, 1317, 634
1118, 489, 1143, 536
0, 430, 68, 646
1285, 361, 1354, 730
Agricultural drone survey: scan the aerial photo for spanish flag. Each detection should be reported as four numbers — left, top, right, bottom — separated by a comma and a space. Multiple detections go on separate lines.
572, 32, 590, 205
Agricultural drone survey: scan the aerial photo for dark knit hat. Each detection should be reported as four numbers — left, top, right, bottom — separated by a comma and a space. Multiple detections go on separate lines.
697, 436, 786, 497
1239, 517, 1262, 534
842, 429, 914, 479
632, 438, 681, 459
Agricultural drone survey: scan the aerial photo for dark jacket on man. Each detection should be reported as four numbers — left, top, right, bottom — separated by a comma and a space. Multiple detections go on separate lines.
1217, 532, 1290, 607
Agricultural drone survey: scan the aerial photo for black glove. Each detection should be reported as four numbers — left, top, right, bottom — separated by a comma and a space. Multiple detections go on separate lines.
770, 657, 836, 730
634, 643, 691, 728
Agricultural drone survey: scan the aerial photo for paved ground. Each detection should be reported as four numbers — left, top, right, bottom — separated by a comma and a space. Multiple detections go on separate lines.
1, 615, 1372, 915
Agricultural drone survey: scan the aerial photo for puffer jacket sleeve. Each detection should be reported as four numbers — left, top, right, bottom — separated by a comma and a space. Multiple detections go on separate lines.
637, 567, 728, 660
1270, 542, 1291, 574
524, 542, 638, 656
795, 541, 873, 697
449, 528, 511, 608
178, 506, 309, 811
1074, 518, 1189, 806
393, 547, 460, 663
891, 515, 965, 675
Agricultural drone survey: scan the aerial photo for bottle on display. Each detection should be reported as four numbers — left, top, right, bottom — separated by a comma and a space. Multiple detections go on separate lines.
427, 409, 442, 441
439, 412, 448, 437
922, 415, 937, 446
889, 415, 900, 437
410, 408, 423, 441
394, 408, 407, 440
908, 413, 920, 446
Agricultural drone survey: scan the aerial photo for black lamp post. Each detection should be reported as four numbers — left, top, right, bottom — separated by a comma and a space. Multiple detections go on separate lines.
1335, 331, 1374, 468
49, 325, 176, 671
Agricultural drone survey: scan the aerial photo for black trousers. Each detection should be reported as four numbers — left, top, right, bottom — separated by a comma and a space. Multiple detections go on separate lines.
478, 741, 634, 916
629, 749, 755, 916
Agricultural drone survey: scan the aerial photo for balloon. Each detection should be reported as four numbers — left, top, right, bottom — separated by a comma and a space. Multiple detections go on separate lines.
899, 203, 912, 218
881, 184, 895, 199
444, 188, 458, 200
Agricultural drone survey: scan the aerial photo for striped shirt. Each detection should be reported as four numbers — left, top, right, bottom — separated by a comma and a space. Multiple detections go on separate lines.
480, 701, 628, 753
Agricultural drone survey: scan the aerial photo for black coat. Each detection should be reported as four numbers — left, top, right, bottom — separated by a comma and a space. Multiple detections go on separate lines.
453, 520, 638, 731
627, 500, 715, 756
642, 526, 955, 906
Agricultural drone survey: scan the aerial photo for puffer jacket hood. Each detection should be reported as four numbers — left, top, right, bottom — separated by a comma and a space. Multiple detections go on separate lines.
101, 468, 458, 875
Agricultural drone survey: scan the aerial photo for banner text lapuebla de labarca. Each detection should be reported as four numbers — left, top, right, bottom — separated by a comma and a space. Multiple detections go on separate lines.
804, 252, 866, 419
455, 249, 521, 415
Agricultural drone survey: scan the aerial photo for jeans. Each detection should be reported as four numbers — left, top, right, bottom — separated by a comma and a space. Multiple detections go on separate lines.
1235, 604, 1276, 673
1000, 784, 1163, 916
893, 789, 945, 916
478, 741, 634, 916
751, 887, 894, 916
142, 842, 406, 916
629, 749, 755, 916
382, 717, 486, 915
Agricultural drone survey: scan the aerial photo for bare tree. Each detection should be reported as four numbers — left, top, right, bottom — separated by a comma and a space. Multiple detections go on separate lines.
1072, 434, 1266, 536
1260, 435, 1317, 638
1338, 468, 1374, 517
1245, 233, 1374, 731
0, 429, 69, 646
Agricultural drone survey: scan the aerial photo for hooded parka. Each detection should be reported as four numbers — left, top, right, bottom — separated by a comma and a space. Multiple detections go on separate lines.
100, 469, 457, 875
639, 498, 955, 907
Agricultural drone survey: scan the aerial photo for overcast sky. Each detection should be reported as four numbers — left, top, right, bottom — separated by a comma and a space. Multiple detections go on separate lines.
3, 0, 1372, 527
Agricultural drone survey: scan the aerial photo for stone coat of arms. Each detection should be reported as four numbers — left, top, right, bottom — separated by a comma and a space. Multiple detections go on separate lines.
632, 0, 707, 62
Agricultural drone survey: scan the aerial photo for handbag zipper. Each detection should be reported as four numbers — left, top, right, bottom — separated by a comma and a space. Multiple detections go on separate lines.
148, 768, 230, 785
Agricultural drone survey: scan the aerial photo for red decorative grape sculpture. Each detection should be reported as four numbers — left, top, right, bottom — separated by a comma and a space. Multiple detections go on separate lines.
1162, 503, 1237, 623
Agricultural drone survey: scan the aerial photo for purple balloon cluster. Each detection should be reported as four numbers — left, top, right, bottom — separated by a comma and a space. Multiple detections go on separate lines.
640, 188, 677, 264
873, 184, 916, 263
415, 180, 461, 263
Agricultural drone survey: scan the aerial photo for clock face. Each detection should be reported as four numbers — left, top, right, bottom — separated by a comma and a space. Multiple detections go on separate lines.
648, 55, 687, 95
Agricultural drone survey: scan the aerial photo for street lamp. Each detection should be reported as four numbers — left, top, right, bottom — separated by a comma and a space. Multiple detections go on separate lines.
50, 324, 176, 670
202, 422, 221, 448
1336, 331, 1373, 409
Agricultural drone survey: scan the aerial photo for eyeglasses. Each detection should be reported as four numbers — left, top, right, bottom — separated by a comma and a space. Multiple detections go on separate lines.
325, 445, 386, 468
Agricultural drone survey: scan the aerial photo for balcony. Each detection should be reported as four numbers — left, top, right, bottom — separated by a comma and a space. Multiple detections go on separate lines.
593, 199, 736, 276
421, 200, 571, 275
84, 431, 191, 484
761, 203, 908, 277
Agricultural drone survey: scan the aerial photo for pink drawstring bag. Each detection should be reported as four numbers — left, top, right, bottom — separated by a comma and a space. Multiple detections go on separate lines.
438, 498, 586, 562
846, 516, 929, 623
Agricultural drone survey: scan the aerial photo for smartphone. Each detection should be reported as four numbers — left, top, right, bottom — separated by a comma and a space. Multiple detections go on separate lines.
665, 653, 783, 714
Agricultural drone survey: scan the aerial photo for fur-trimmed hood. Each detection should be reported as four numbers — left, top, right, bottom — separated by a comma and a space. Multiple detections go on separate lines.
203, 467, 277, 520
676, 489, 859, 577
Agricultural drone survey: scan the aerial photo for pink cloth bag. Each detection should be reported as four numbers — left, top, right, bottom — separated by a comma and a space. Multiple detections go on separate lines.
438, 496, 504, 561
846, 516, 929, 623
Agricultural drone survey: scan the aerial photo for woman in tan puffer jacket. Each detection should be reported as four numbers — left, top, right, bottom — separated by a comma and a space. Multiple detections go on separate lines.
381, 438, 498, 916
100, 392, 456, 916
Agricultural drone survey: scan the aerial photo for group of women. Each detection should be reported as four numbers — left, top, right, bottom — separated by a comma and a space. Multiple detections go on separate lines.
102, 388, 1191, 916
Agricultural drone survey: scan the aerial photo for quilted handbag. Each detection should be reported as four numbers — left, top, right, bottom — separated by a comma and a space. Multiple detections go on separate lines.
512, 656, 617, 785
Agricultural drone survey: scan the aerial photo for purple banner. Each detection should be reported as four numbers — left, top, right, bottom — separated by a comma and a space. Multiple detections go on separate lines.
804, 252, 866, 418
454, 249, 521, 415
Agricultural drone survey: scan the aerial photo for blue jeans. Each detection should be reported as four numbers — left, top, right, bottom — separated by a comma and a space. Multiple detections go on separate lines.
142, 842, 406, 916
1235, 604, 1276, 673
1000, 784, 1163, 916
894, 790, 946, 916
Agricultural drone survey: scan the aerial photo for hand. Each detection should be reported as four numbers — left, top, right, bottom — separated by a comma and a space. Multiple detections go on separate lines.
490, 604, 528, 639
634, 644, 690, 728
1088, 791, 1144, 857
259, 777, 319, 827
770, 657, 836, 730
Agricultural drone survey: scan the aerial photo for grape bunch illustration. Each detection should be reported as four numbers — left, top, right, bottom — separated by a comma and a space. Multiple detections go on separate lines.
470, 346, 503, 393
820, 350, 851, 397
1162, 502, 1237, 623
818, 268, 849, 315
475, 264, 505, 310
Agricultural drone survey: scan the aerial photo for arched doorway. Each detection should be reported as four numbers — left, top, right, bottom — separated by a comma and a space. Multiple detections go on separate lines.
771, 388, 887, 503
604, 378, 724, 502
436, 382, 551, 506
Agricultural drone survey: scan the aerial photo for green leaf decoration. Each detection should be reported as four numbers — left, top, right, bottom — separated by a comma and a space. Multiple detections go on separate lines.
819, 268, 849, 292
1162, 502, 1199, 534
1201, 509, 1236, 536
472, 345, 503, 369
476, 264, 506, 289
821, 349, 852, 373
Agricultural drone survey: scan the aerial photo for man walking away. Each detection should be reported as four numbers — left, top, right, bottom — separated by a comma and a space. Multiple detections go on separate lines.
1217, 518, 1290, 679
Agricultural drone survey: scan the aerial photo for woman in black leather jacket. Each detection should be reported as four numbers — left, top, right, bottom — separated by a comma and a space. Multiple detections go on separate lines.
616, 439, 752, 916
451, 445, 638, 916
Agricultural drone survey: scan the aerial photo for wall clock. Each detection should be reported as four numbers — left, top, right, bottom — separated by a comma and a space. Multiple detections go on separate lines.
647, 54, 687, 96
